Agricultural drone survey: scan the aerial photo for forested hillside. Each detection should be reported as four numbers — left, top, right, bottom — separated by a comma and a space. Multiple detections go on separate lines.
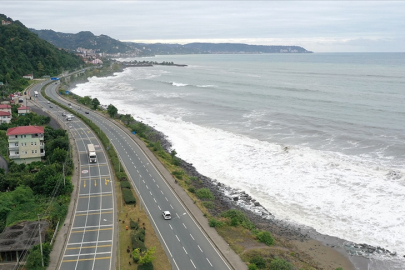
0, 14, 83, 92
30, 29, 135, 54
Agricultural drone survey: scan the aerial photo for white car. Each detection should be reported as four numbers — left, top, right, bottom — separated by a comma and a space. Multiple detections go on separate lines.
47, 101, 50, 104
162, 211, 171, 220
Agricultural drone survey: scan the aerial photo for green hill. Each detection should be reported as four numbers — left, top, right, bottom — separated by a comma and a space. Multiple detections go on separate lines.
0, 14, 83, 93
29, 29, 136, 54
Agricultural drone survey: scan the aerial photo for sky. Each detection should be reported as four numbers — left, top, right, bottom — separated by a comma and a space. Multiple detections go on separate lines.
1, 1, 405, 52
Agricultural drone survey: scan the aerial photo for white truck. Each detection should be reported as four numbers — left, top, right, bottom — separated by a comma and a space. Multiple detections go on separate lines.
34, 91, 38, 97
87, 144, 97, 163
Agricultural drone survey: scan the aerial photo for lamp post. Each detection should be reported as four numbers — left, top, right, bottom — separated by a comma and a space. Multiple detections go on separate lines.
37, 214, 44, 267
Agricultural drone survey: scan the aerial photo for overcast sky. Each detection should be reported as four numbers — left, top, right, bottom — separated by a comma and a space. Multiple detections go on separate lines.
2, 1, 405, 52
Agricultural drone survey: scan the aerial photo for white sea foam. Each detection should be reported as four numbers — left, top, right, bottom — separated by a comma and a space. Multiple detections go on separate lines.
196, 84, 217, 88
171, 82, 188, 87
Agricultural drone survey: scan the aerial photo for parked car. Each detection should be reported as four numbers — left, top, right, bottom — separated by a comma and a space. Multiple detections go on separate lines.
47, 101, 50, 104
62, 112, 66, 116
49, 105, 53, 108
162, 211, 171, 220
85, 111, 89, 114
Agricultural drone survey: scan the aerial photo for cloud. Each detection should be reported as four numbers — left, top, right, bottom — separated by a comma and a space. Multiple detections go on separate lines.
1, 1, 405, 52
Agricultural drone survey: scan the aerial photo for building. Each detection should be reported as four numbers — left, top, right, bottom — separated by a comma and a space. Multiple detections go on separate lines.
6, 126, 45, 164
0, 104, 11, 114
0, 111, 11, 124
17, 106, 30, 115
23, 74, 33, 80
1, 20, 12, 25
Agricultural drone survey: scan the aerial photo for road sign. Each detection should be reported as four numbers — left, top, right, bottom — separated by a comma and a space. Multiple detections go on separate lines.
65, 91, 69, 95
95, 145, 100, 148
81, 170, 88, 174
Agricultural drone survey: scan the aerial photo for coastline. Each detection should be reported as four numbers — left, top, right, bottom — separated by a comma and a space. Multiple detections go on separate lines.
67, 66, 400, 270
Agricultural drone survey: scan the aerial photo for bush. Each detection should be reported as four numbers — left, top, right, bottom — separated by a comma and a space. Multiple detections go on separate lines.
138, 262, 154, 270
269, 258, 293, 270
256, 231, 274, 246
116, 172, 128, 181
248, 263, 258, 270
221, 209, 254, 229
131, 232, 147, 252
208, 218, 223, 228
202, 201, 214, 209
196, 188, 214, 200
172, 170, 184, 180
250, 255, 266, 269
122, 188, 136, 205
120, 181, 131, 189
188, 187, 196, 193
130, 219, 139, 230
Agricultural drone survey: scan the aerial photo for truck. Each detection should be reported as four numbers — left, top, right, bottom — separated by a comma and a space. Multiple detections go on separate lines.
87, 144, 97, 163
34, 91, 38, 97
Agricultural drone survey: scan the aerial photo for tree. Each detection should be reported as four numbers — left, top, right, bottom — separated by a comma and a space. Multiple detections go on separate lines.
170, 149, 177, 159
83, 96, 92, 105
91, 98, 100, 110
120, 114, 134, 125
107, 104, 118, 118
51, 147, 67, 163
138, 247, 156, 265
256, 231, 274, 246
132, 248, 140, 263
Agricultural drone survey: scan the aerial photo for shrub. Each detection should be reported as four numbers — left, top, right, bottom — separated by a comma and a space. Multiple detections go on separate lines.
122, 188, 136, 205
269, 258, 293, 270
130, 219, 139, 230
202, 201, 214, 209
172, 170, 184, 180
256, 231, 274, 246
250, 255, 266, 269
120, 181, 131, 189
196, 188, 214, 200
133, 248, 140, 263
248, 264, 258, 270
188, 187, 196, 193
116, 172, 128, 181
131, 234, 146, 252
221, 209, 254, 229
190, 176, 198, 181
208, 218, 223, 227
138, 262, 154, 270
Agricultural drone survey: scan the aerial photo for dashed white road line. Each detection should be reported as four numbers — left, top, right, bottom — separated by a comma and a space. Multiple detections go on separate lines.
190, 234, 195, 240
198, 245, 203, 252
176, 235, 180, 242
183, 223, 187, 229
207, 258, 213, 267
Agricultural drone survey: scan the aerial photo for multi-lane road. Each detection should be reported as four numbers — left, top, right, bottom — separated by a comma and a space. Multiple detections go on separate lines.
42, 81, 232, 269
29, 81, 116, 270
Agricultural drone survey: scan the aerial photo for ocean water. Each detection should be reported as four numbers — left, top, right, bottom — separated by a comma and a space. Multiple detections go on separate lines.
72, 53, 405, 266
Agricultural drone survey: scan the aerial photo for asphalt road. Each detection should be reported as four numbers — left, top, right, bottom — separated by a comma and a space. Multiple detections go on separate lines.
30, 81, 116, 270
45, 84, 231, 269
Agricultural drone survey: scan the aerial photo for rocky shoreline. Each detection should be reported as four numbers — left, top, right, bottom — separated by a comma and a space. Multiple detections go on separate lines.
142, 122, 402, 270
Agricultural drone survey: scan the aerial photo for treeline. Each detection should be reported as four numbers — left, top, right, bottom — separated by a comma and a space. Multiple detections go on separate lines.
0, 14, 83, 93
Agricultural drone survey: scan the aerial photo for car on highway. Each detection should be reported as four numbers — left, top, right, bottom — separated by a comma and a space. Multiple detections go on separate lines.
62, 112, 66, 116
69, 106, 72, 109
50, 105, 53, 108
162, 211, 171, 220
85, 111, 89, 114
47, 101, 50, 104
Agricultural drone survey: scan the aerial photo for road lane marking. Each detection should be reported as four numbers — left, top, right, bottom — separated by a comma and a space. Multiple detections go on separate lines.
183, 223, 187, 229
183, 247, 188, 254
161, 190, 164, 194
170, 204, 173, 209
64, 251, 111, 257
76, 208, 113, 213
156, 184, 159, 188
72, 224, 113, 229
62, 256, 110, 262
146, 185, 149, 189
158, 205, 161, 210
176, 235, 180, 242
153, 198, 156, 203
198, 245, 203, 252
149, 191, 152, 195
72, 227, 113, 233
190, 259, 196, 269
67, 244, 111, 250
169, 224, 173, 230
165, 197, 168, 201
207, 258, 213, 267
75, 211, 113, 217
190, 234, 195, 240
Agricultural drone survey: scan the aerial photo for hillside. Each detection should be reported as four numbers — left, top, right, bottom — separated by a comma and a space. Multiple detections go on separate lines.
183, 42, 312, 53
0, 14, 83, 92
30, 29, 136, 54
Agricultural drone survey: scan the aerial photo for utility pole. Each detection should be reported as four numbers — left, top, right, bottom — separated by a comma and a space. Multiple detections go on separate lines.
37, 214, 44, 267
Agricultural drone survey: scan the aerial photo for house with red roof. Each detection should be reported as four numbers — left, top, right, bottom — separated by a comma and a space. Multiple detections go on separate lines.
0, 104, 11, 114
6, 126, 45, 164
17, 106, 30, 115
0, 111, 11, 124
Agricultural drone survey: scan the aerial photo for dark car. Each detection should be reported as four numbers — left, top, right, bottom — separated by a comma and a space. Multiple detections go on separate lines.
85, 111, 89, 114
50, 105, 53, 108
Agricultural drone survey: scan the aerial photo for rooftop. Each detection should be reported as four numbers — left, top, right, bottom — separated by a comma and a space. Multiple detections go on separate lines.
0, 104, 11, 109
6, 126, 44, 136
0, 111, 11, 116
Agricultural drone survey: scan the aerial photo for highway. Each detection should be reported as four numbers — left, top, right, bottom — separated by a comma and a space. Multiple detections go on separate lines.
44, 82, 232, 269
29, 81, 116, 270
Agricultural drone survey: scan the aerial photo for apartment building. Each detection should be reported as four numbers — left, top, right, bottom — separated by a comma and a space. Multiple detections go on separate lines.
6, 126, 45, 164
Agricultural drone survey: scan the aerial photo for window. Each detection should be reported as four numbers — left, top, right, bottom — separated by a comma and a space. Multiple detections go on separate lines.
32, 150, 34, 154
35, 150, 37, 153
16, 151, 19, 154
35, 142, 37, 145
31, 142, 33, 146
24, 135, 26, 138
15, 143, 18, 146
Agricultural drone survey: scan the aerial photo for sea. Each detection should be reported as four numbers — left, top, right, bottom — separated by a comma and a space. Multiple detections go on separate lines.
72, 53, 405, 269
